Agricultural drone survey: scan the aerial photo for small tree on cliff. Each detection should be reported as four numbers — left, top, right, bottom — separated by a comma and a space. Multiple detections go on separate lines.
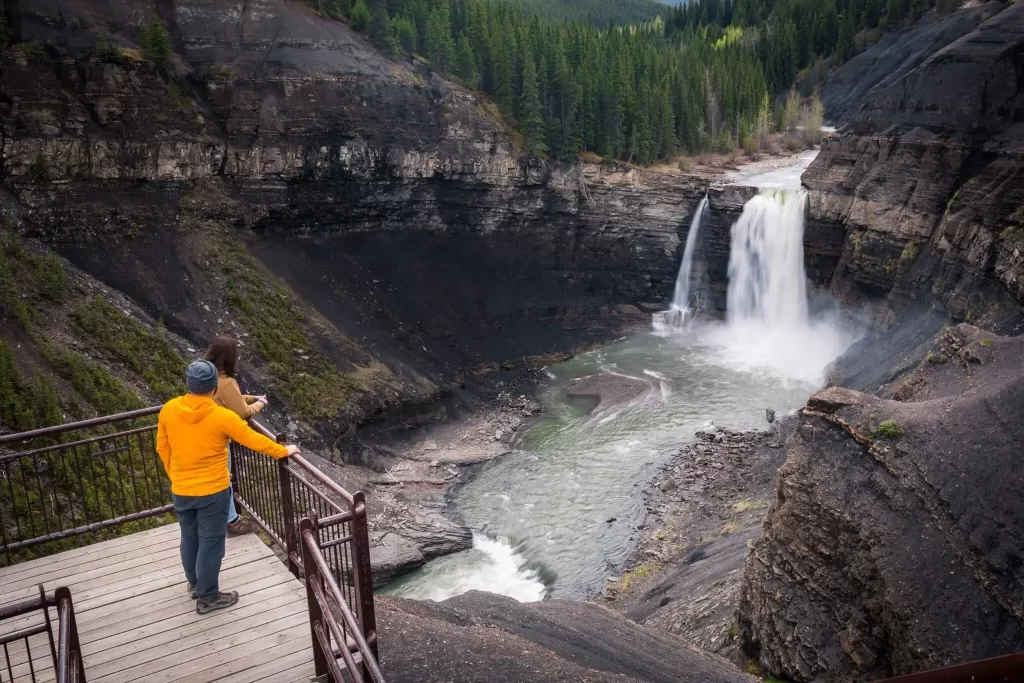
139, 16, 172, 73
349, 0, 371, 31
519, 52, 547, 158
426, 1, 454, 71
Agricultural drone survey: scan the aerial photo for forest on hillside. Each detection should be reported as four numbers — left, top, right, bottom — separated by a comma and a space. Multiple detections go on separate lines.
314, 0, 965, 163
510, 0, 666, 27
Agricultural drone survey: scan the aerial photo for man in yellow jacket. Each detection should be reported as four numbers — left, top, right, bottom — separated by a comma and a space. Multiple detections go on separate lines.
157, 360, 299, 615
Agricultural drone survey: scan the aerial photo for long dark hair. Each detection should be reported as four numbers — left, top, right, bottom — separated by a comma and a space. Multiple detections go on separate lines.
203, 335, 238, 378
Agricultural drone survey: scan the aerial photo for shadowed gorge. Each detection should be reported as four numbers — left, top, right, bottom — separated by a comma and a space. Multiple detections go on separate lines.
2, 0, 1024, 682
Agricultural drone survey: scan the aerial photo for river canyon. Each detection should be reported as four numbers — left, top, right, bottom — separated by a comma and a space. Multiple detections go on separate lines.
2, 0, 1024, 681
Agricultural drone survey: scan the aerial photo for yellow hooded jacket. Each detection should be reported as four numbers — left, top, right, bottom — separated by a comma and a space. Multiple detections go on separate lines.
156, 394, 289, 497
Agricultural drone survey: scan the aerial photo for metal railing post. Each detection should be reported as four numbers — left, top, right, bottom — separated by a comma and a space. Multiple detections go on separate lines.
55, 586, 86, 683
300, 517, 331, 681
278, 454, 299, 577
349, 492, 379, 660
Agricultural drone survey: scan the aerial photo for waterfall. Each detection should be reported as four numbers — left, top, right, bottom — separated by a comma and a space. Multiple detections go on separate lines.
652, 195, 709, 332
726, 190, 809, 327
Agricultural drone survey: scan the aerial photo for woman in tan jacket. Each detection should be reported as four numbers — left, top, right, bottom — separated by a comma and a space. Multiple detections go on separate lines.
204, 335, 269, 533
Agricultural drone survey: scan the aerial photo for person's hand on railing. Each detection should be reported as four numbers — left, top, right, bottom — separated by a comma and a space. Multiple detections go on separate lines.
286, 444, 300, 456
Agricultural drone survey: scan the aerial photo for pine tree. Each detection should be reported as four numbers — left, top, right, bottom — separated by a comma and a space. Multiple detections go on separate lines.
139, 16, 172, 73
393, 15, 417, 53
369, 0, 395, 54
32, 375, 62, 429
350, 0, 371, 31
836, 11, 856, 62
455, 33, 478, 86
491, 35, 514, 114
325, 0, 350, 20
519, 52, 547, 157
426, 1, 455, 71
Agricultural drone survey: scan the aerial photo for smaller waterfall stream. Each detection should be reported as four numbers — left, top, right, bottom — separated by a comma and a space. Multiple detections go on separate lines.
652, 195, 709, 331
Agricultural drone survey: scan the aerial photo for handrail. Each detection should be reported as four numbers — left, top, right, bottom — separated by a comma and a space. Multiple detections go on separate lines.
0, 406, 160, 445
1, 408, 381, 681
55, 587, 86, 683
300, 518, 386, 683
0, 584, 84, 683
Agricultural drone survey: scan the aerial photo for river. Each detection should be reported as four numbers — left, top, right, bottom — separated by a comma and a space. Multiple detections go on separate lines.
383, 151, 858, 602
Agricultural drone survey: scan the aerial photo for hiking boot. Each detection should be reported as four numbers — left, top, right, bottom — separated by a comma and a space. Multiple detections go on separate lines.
196, 591, 239, 615
226, 517, 253, 537
187, 582, 198, 599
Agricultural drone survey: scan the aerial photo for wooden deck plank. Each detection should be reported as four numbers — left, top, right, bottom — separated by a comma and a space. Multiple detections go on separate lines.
0, 548, 292, 640
215, 649, 317, 683
4, 567, 304, 675
0, 523, 178, 580
0, 528, 315, 683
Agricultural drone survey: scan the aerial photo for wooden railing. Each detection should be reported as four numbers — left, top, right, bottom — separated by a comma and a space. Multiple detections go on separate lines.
0, 584, 85, 683
0, 408, 382, 682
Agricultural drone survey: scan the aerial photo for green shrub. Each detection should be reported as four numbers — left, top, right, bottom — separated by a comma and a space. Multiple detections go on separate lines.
28, 152, 49, 180
95, 34, 123, 63
35, 253, 69, 302
981, 339, 994, 347
70, 296, 186, 400
350, 0, 371, 30
925, 353, 948, 365
139, 16, 172, 72
0, 341, 64, 431
900, 241, 919, 263
210, 235, 358, 421
873, 420, 903, 440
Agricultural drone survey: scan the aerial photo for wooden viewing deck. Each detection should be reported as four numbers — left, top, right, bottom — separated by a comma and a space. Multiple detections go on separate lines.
0, 524, 315, 683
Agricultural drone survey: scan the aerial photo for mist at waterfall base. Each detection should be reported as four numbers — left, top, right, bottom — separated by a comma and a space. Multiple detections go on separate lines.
383, 188, 858, 604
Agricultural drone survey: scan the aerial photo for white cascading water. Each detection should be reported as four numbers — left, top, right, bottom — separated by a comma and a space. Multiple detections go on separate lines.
652, 195, 709, 332
726, 190, 809, 326
699, 188, 855, 385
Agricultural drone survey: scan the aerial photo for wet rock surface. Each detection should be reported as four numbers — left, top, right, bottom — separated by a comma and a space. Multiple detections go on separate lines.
607, 425, 791, 665
376, 591, 757, 682
565, 374, 652, 414
738, 324, 1024, 680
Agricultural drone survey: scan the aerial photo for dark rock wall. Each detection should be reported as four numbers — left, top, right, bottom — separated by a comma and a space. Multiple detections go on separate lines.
2, 0, 706, 432
809, 1, 1024, 333
741, 5, 1024, 679
740, 328, 1024, 681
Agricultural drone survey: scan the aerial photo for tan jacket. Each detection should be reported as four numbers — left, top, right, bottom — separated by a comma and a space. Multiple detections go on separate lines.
213, 372, 264, 419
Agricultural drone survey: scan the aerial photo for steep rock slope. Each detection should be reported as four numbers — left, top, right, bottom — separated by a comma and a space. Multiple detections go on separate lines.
808, 1, 1024, 332
2, 0, 704, 441
377, 591, 757, 682
739, 325, 1024, 680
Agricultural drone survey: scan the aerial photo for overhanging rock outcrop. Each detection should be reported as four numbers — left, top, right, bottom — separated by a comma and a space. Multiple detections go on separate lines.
739, 324, 1024, 680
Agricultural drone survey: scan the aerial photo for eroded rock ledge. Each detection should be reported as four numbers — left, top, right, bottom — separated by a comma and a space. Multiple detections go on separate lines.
739, 324, 1024, 680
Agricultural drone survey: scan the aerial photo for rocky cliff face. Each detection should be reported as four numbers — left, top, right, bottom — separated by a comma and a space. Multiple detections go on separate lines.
2, 0, 705, 441
807, 1, 1024, 333
739, 5, 1024, 678
739, 325, 1024, 680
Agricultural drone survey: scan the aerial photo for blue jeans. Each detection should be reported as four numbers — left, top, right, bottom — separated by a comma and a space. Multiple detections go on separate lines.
173, 488, 231, 598
227, 452, 238, 525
